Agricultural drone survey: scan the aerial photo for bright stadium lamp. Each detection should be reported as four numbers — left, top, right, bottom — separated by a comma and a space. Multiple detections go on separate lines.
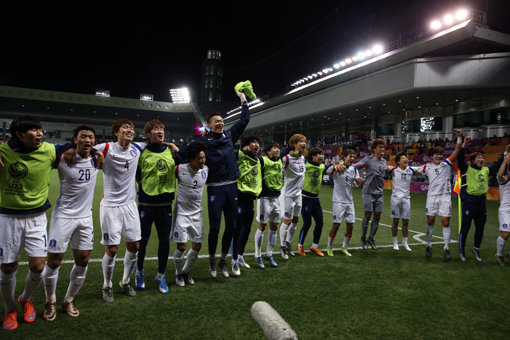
443, 14, 454, 25
333, 63, 340, 69
340, 61, 346, 67
365, 49, 373, 57
345, 58, 352, 64
169, 87, 190, 103
430, 20, 442, 30
455, 8, 469, 21
356, 51, 366, 60
140, 94, 153, 101
372, 44, 384, 54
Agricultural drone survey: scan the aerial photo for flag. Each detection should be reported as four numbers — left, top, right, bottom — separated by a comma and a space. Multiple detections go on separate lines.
453, 169, 462, 232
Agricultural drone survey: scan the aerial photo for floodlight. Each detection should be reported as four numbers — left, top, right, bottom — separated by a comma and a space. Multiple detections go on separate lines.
443, 14, 454, 25
356, 51, 366, 60
312, 73, 318, 78
345, 58, 352, 64
169, 87, 191, 103
430, 20, 442, 30
365, 49, 373, 57
340, 61, 346, 67
140, 94, 153, 101
352, 55, 358, 62
96, 90, 110, 97
455, 9, 468, 21
333, 63, 340, 69
372, 44, 384, 54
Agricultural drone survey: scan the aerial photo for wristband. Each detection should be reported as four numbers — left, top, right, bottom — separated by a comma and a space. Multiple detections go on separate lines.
457, 136, 462, 144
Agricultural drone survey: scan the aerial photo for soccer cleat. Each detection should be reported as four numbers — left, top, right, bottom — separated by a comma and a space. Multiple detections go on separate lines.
134, 267, 145, 290
238, 256, 251, 269
402, 243, 412, 252
426, 246, 432, 258
444, 248, 451, 260
219, 259, 229, 278
310, 246, 325, 257
2, 311, 17, 331
360, 237, 368, 250
279, 245, 289, 260
340, 248, 352, 257
119, 281, 137, 297
459, 251, 467, 262
367, 238, 378, 250
175, 274, 185, 287
255, 257, 265, 269
61, 300, 79, 318
234, 80, 256, 99
286, 241, 296, 257
231, 261, 241, 277
298, 245, 306, 256
393, 243, 399, 251
102, 286, 114, 303
182, 272, 195, 285
43, 302, 57, 321
209, 259, 217, 278
471, 248, 482, 262
155, 276, 169, 294
18, 295, 36, 323
327, 249, 334, 257
497, 255, 505, 267
263, 255, 279, 267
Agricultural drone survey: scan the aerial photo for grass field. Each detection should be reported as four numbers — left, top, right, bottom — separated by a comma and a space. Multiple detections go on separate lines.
3, 171, 508, 339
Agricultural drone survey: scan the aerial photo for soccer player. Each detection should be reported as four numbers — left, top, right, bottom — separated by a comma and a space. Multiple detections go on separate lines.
279, 134, 307, 259
254, 142, 283, 269
172, 142, 208, 286
457, 138, 505, 262
0, 116, 93, 330
496, 149, 510, 266
297, 147, 327, 257
94, 119, 147, 302
42, 125, 99, 321
422, 129, 462, 260
387, 152, 423, 251
134, 120, 177, 294
179, 87, 251, 278
354, 138, 387, 250
326, 149, 364, 256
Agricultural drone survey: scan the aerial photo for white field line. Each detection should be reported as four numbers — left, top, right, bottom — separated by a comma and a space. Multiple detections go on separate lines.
17, 210, 455, 265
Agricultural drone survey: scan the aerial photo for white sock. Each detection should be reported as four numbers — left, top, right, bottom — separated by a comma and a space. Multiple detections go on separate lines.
392, 236, 398, 245
279, 222, 289, 247
312, 242, 319, 249
327, 236, 334, 250
286, 222, 297, 243
443, 226, 451, 250
426, 225, 434, 247
21, 270, 43, 302
266, 230, 277, 256
497, 236, 506, 256
102, 253, 115, 288
402, 237, 408, 245
254, 229, 264, 258
342, 236, 351, 249
156, 272, 165, 280
122, 251, 138, 284
0, 270, 17, 313
183, 249, 199, 274
174, 249, 184, 275
65, 265, 87, 302
43, 265, 59, 303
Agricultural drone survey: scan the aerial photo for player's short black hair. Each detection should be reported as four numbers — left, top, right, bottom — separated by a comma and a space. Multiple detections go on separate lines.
428, 147, 443, 157
308, 147, 323, 158
469, 151, 484, 163
206, 112, 222, 124
395, 151, 407, 164
263, 141, 280, 154
342, 148, 355, 157
10, 116, 42, 137
241, 134, 260, 148
73, 124, 96, 138
186, 141, 207, 161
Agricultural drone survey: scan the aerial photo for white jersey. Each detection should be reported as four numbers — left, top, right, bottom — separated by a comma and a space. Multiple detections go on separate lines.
174, 164, 208, 216
423, 159, 453, 195
387, 166, 420, 199
282, 154, 306, 197
328, 165, 359, 204
95, 142, 146, 205
499, 176, 510, 211
53, 154, 99, 218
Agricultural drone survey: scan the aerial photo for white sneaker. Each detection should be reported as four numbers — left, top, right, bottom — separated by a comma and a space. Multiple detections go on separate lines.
175, 274, 185, 287
231, 261, 241, 276
402, 243, 412, 251
219, 259, 229, 278
393, 243, 399, 251
209, 259, 217, 278
238, 256, 250, 269
279, 245, 289, 260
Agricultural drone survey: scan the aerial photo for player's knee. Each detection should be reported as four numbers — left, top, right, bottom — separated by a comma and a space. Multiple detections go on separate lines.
1, 262, 19, 274
47, 257, 61, 269
364, 211, 372, 219
29, 263, 45, 274
192, 243, 202, 252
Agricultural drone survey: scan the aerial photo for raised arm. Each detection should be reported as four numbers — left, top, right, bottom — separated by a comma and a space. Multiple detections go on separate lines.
497, 152, 510, 184
447, 129, 463, 162
457, 136, 470, 173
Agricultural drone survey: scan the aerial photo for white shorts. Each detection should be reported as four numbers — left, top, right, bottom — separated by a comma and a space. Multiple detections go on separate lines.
100, 200, 141, 245
391, 196, 411, 219
281, 195, 302, 220
171, 213, 203, 243
425, 193, 452, 217
0, 212, 47, 263
332, 202, 355, 224
499, 209, 510, 232
257, 196, 281, 224
48, 212, 94, 253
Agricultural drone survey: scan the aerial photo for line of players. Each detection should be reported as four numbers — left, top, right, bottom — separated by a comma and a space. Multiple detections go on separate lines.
1, 111, 510, 331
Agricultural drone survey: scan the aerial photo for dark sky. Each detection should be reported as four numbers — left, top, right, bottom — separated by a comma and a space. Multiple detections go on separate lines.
1, 0, 509, 103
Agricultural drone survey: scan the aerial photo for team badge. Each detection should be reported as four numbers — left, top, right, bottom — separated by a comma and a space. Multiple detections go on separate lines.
157, 159, 168, 171
8, 161, 28, 179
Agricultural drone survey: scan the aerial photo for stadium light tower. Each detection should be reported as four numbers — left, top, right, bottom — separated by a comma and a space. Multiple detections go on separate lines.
169, 87, 191, 103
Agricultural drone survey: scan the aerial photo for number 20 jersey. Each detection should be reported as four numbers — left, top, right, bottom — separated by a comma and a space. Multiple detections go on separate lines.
54, 154, 99, 218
